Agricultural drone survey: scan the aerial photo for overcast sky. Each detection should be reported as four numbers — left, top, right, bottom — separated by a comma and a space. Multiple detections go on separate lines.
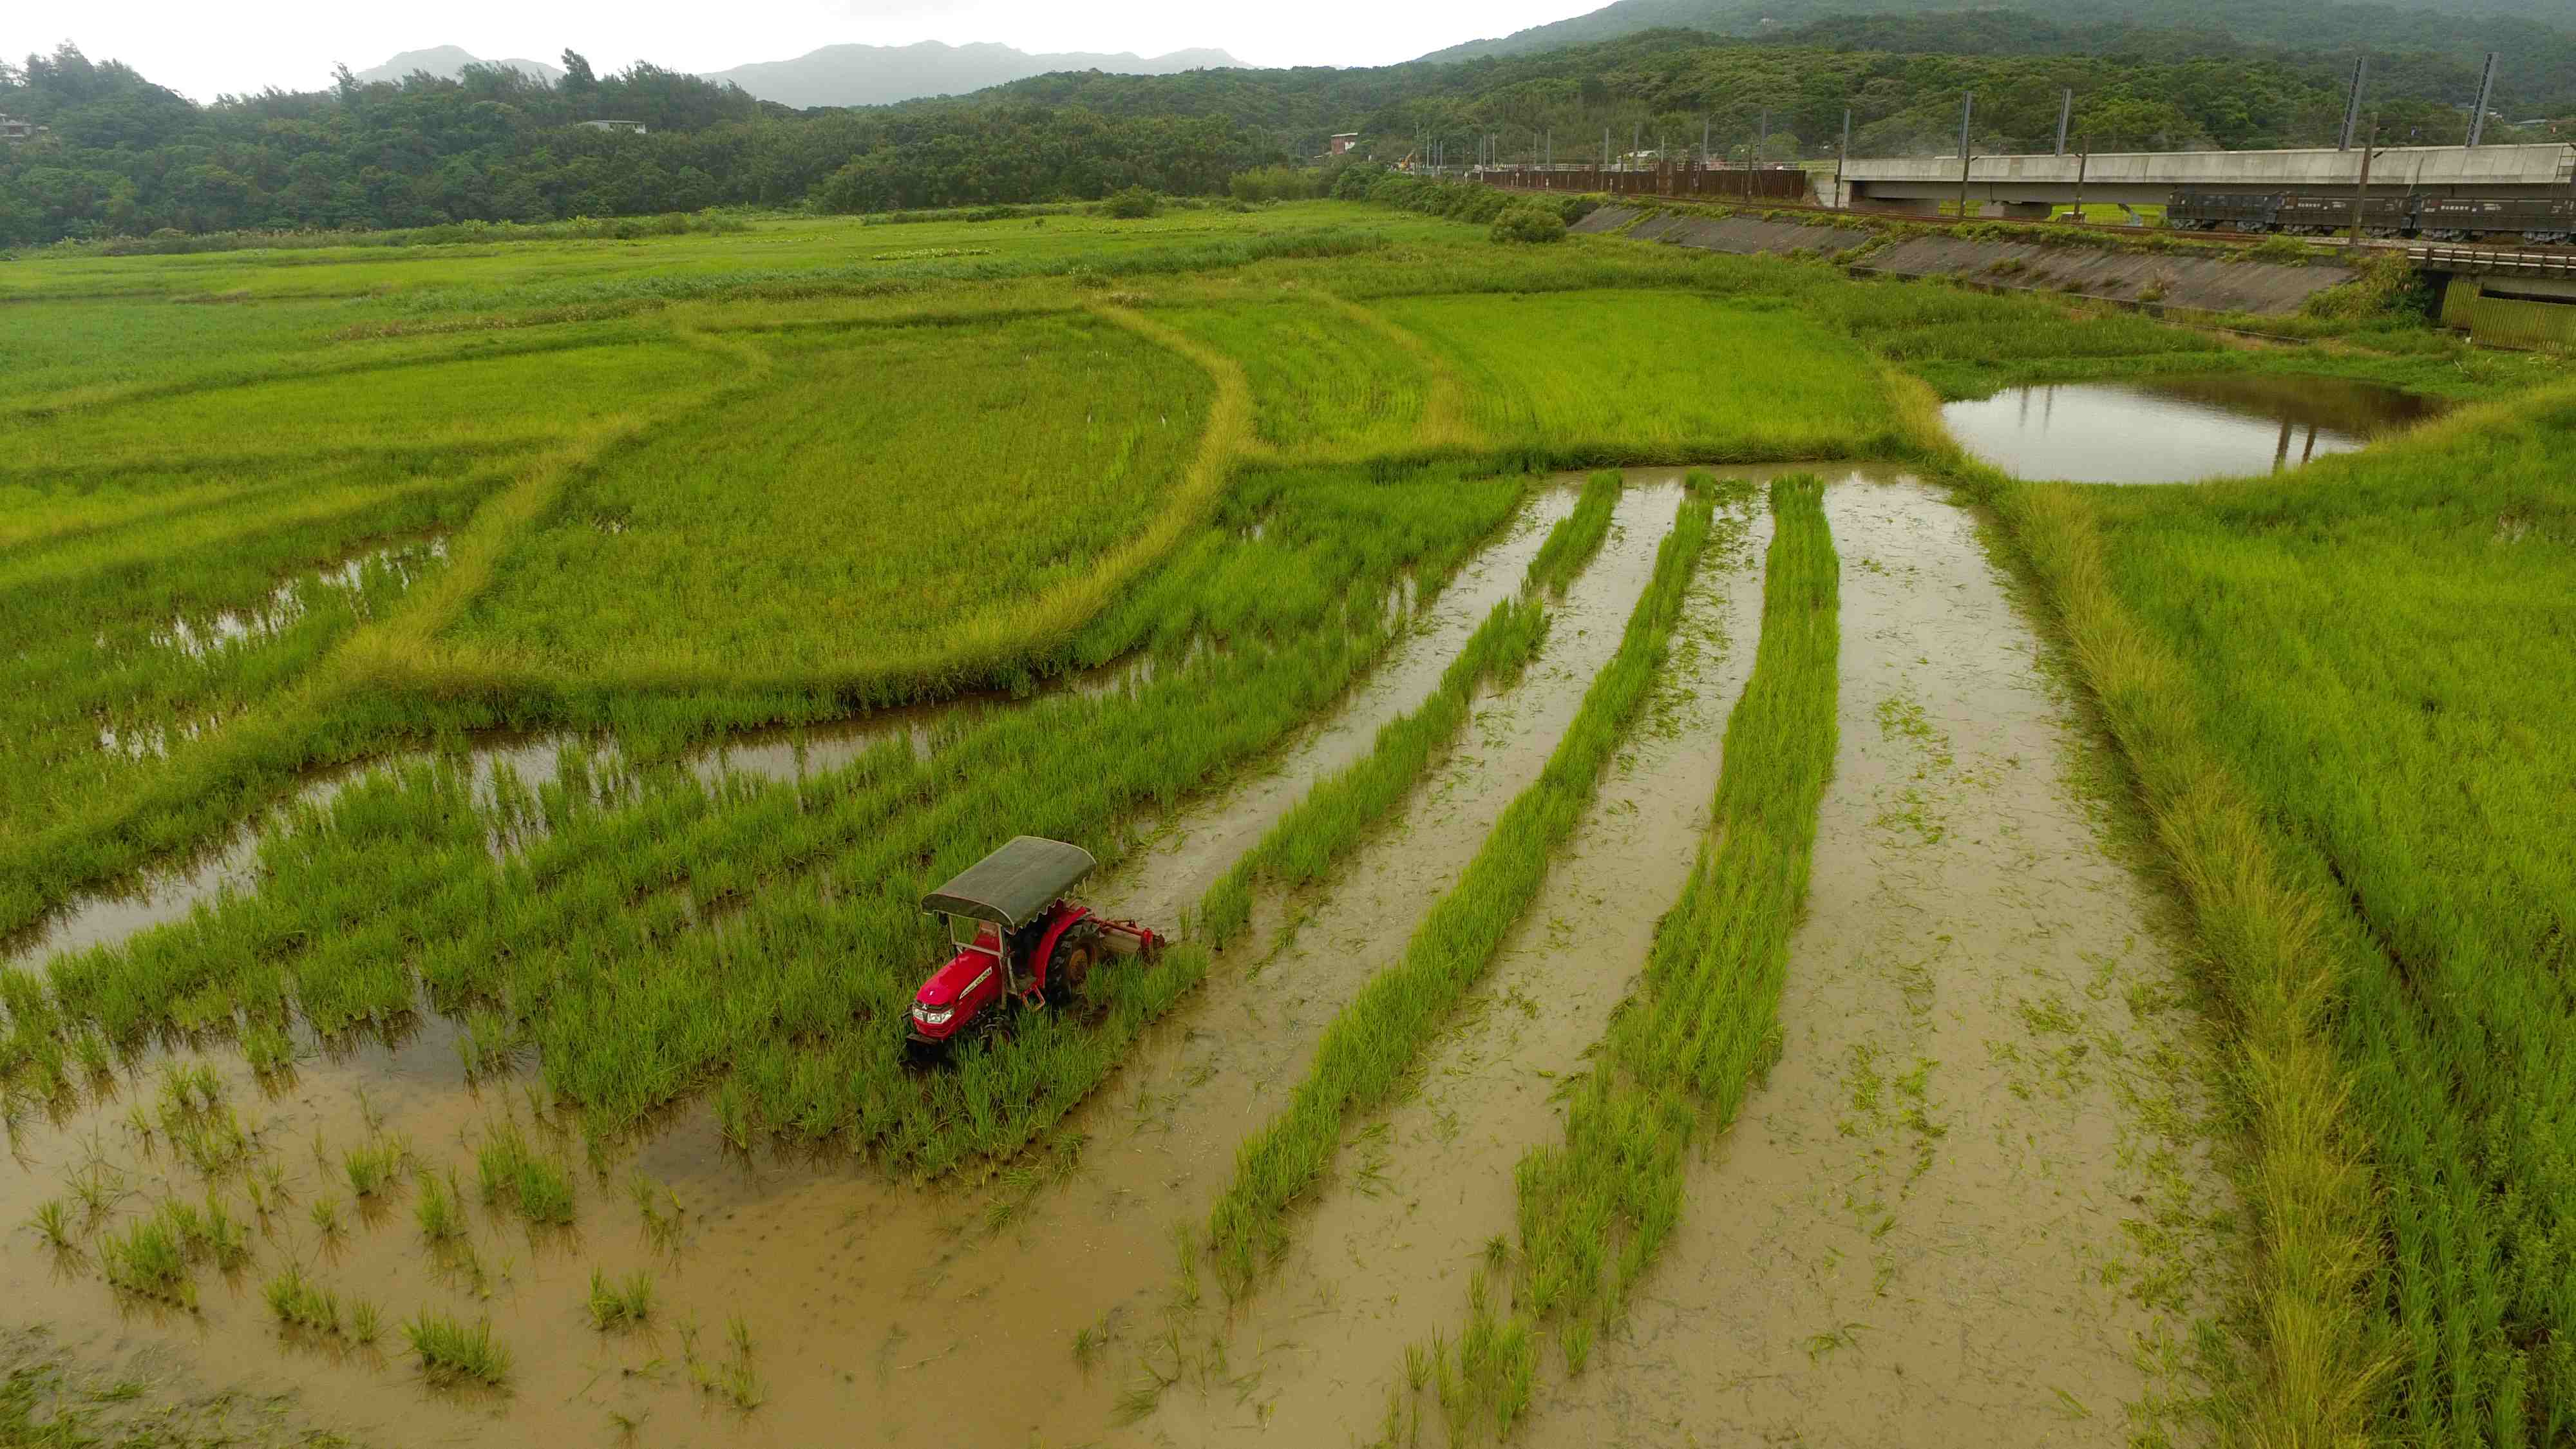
8, 0, 1588, 102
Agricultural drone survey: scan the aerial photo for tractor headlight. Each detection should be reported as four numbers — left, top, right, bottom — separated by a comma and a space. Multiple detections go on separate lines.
911, 1003, 953, 1027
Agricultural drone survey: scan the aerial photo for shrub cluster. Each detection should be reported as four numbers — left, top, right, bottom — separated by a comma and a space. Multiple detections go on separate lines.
1352, 173, 1599, 238
17, 209, 751, 259
1490, 205, 1568, 245
1102, 186, 1163, 220
1227, 166, 1327, 203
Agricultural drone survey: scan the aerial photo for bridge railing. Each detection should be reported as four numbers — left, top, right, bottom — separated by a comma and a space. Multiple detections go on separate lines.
1473, 164, 1812, 202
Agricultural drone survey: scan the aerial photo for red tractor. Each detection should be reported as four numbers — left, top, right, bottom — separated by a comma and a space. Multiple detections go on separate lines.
906, 836, 1163, 1055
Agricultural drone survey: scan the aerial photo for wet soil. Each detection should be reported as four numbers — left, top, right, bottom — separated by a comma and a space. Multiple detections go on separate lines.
1143, 465, 1817, 1444
1524, 478, 2234, 1446
0, 480, 1679, 1448
5, 634, 1201, 972
1942, 374, 2444, 483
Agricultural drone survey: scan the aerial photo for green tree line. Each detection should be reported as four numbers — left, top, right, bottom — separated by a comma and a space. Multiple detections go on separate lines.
5, 15, 2566, 246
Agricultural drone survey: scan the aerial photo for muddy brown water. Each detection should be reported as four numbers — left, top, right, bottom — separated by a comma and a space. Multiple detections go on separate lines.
1522, 478, 2234, 1446
1941, 373, 2444, 483
6, 632, 1210, 972
0, 478, 1664, 1447
5, 473, 2235, 1447
1144, 464, 1803, 1444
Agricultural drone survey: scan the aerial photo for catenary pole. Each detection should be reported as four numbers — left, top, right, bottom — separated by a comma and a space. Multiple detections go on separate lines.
1958, 92, 1975, 218
2339, 57, 2369, 150
2467, 53, 2498, 147
1837, 106, 1851, 209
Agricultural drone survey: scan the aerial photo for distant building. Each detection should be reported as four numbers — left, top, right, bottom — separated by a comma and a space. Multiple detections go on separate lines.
0, 112, 47, 144
1327, 133, 1359, 156
578, 119, 649, 135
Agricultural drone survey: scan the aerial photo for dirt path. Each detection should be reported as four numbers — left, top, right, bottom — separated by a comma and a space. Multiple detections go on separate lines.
1525, 477, 2233, 1447
0, 484, 1682, 1449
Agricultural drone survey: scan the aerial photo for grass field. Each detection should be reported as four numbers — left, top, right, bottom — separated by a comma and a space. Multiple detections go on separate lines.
1, 192, 2568, 1447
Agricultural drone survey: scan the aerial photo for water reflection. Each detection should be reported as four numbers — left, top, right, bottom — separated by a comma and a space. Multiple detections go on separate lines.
1942, 375, 2445, 484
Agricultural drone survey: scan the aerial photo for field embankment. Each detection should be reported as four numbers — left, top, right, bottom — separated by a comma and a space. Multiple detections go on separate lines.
1975, 382, 2576, 1444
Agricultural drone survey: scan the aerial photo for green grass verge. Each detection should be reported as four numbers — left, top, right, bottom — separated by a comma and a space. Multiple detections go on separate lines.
1201, 480, 1719, 1298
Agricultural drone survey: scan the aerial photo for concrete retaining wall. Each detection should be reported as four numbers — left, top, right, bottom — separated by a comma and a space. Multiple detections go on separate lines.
1569, 203, 2351, 316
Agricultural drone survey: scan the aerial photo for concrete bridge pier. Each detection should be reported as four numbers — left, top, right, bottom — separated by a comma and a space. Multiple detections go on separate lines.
1983, 201, 2054, 220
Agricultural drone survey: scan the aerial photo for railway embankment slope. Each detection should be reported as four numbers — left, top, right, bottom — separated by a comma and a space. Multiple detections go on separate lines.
1578, 207, 2351, 316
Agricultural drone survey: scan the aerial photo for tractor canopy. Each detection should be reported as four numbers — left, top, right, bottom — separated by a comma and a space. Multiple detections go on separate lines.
920, 836, 1097, 929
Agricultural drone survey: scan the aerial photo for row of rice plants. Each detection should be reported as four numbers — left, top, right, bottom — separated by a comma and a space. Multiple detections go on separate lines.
1198, 471, 1623, 945
10, 468, 1531, 1176
1198, 479, 1724, 1298
1159, 295, 1469, 466
1417, 475, 1841, 1438
1375, 291, 1902, 468
1991, 387, 2576, 1444
444, 312, 1216, 685
0, 321, 774, 940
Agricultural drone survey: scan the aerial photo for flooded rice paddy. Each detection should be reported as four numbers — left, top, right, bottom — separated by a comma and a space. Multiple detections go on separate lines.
1942, 373, 2445, 482
1528, 481, 2231, 1446
6, 469, 2235, 1446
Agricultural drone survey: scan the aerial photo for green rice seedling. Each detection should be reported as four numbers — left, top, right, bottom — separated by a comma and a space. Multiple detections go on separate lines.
1202, 489, 1719, 1298
265, 1265, 340, 1334
70, 1030, 113, 1084
101, 1217, 194, 1308
164, 1102, 256, 1179
585, 1268, 654, 1332
1519, 472, 1622, 596
350, 1299, 381, 1345
404, 1311, 510, 1386
242, 1020, 295, 1077
475, 1122, 576, 1227
70, 1162, 127, 1222
308, 1195, 343, 1236
629, 1174, 683, 1253
196, 1195, 252, 1270
28, 1199, 75, 1252
415, 1170, 466, 1246
343, 1138, 408, 1199
1438, 475, 1841, 1427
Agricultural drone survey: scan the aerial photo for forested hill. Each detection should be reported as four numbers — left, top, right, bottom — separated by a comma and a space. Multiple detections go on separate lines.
1423, 0, 2576, 115
996, 23, 2568, 154
4, 20, 2569, 247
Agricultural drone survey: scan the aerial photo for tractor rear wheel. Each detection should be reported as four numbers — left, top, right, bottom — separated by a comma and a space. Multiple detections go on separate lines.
1050, 943, 1097, 1006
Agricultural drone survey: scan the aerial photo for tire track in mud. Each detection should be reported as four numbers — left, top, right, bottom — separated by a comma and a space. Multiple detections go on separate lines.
1526, 478, 2234, 1448
1146, 467, 1785, 1444
0, 482, 1677, 1449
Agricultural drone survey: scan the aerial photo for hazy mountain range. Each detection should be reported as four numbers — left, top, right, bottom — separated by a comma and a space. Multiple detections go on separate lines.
355, 40, 1238, 109
1417, 0, 2575, 62
352, 46, 564, 85
703, 41, 1239, 108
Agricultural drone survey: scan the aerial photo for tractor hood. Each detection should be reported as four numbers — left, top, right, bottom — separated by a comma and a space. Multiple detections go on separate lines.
916, 945, 998, 1008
